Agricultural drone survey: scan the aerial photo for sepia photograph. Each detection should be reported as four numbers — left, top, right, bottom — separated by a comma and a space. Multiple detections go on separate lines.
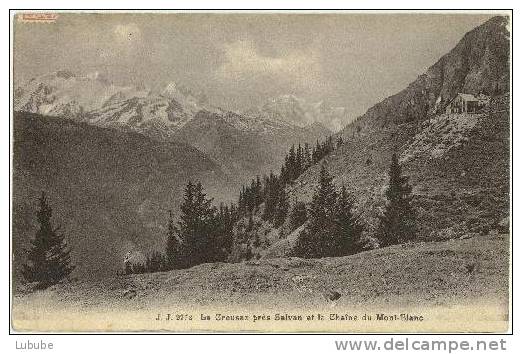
9, 10, 511, 333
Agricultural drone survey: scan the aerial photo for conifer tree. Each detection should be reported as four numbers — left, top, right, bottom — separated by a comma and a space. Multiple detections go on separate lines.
290, 201, 308, 230
377, 153, 416, 247
312, 140, 321, 163
274, 186, 289, 227
145, 251, 167, 273
166, 210, 183, 269
303, 143, 311, 169
22, 192, 74, 289
174, 181, 217, 267
252, 176, 263, 209
213, 203, 235, 261
333, 186, 364, 255
238, 188, 245, 213
288, 144, 297, 180
293, 164, 338, 258
192, 182, 217, 263
296, 144, 303, 177
262, 172, 279, 221
280, 162, 288, 185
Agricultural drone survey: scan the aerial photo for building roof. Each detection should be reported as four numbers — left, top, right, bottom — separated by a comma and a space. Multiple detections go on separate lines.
456, 93, 478, 102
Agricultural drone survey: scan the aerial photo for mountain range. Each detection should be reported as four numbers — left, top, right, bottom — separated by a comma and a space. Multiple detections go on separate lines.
12, 15, 510, 280
245, 94, 349, 131
12, 70, 332, 281
14, 72, 331, 179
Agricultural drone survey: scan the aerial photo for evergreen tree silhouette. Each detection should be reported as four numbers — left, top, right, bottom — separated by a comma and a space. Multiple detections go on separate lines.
22, 192, 74, 289
262, 172, 280, 222
303, 143, 311, 169
377, 153, 416, 247
175, 181, 216, 267
333, 186, 364, 255
293, 164, 338, 258
296, 144, 303, 177
165, 210, 183, 269
214, 203, 235, 261
145, 251, 167, 273
288, 144, 297, 181
274, 186, 289, 227
290, 201, 308, 230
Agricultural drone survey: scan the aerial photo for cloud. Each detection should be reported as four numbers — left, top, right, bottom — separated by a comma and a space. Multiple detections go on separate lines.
94, 23, 144, 64
215, 40, 324, 92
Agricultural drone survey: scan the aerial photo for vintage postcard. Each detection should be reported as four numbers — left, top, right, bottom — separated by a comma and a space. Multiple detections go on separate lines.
10, 10, 511, 333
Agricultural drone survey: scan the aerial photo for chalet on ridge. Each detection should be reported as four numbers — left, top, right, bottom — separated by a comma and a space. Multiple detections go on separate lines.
445, 93, 489, 114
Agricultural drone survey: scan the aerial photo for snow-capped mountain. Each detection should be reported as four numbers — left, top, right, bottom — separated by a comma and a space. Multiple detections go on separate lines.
14, 71, 310, 136
14, 71, 331, 182
14, 71, 149, 118
14, 71, 218, 131
245, 94, 348, 132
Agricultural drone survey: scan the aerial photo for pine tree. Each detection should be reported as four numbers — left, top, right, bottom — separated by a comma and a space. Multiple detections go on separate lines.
190, 182, 217, 264
165, 210, 183, 269
333, 186, 364, 255
175, 181, 220, 266
22, 192, 74, 289
262, 172, 279, 221
288, 144, 297, 181
303, 143, 311, 169
280, 157, 289, 185
293, 164, 338, 258
274, 186, 289, 227
296, 144, 303, 178
312, 140, 321, 163
175, 181, 196, 267
145, 251, 166, 273
215, 203, 235, 260
252, 176, 263, 209
377, 153, 416, 247
174, 181, 195, 267
290, 201, 308, 230
238, 188, 244, 213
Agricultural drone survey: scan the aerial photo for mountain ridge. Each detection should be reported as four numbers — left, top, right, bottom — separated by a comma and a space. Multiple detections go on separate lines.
270, 15, 510, 250
343, 16, 509, 133
245, 94, 347, 132
14, 72, 332, 180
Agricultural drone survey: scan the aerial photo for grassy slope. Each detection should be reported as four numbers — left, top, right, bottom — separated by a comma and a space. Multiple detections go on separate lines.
13, 233, 509, 331
284, 100, 509, 243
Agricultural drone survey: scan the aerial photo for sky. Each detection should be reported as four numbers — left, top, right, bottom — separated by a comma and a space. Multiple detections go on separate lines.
13, 12, 497, 129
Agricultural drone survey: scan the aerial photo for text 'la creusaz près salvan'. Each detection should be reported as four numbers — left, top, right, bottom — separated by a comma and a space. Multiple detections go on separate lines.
155, 313, 424, 322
